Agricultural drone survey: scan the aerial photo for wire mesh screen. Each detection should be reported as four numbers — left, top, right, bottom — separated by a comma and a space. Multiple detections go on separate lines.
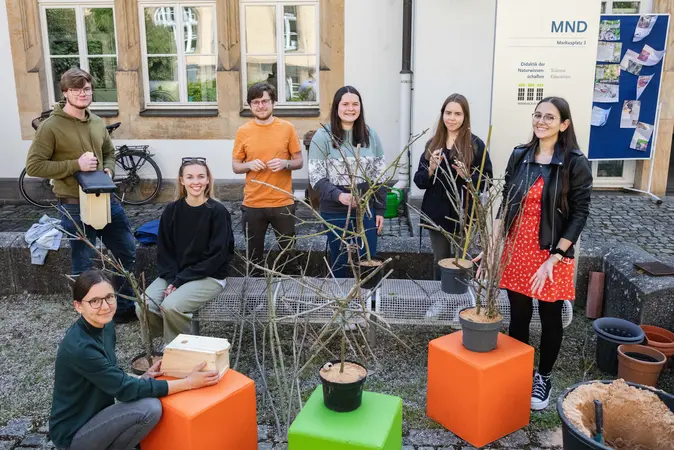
377, 279, 573, 329
196, 277, 572, 330
197, 277, 372, 325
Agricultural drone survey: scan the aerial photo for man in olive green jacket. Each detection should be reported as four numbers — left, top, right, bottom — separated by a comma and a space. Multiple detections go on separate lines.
26, 68, 137, 323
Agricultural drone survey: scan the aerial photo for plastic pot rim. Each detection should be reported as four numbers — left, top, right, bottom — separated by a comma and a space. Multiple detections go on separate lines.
617, 344, 667, 364
593, 319, 644, 343
458, 306, 503, 330
556, 379, 674, 450
318, 359, 368, 387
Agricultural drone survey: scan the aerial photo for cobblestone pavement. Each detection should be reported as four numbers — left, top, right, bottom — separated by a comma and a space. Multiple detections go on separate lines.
0, 417, 563, 449
2, 193, 674, 256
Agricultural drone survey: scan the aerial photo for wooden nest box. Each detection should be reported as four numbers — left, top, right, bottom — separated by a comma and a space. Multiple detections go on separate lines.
75, 171, 117, 230
162, 334, 231, 379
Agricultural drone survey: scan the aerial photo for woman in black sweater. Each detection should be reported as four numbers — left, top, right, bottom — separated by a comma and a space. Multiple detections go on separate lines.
50, 270, 220, 450
413, 94, 493, 279
137, 158, 234, 345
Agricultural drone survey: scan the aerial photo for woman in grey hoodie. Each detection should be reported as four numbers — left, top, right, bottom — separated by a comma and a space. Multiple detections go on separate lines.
308, 86, 386, 278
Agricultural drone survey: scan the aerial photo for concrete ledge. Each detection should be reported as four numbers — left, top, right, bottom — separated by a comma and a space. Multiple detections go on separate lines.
4, 228, 674, 333
0, 229, 437, 295
603, 243, 674, 332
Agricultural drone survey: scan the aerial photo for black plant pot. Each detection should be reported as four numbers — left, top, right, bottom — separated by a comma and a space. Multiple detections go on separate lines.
318, 360, 368, 412
439, 259, 472, 295
130, 351, 163, 376
592, 317, 645, 375
556, 380, 674, 449
358, 259, 384, 290
459, 307, 502, 352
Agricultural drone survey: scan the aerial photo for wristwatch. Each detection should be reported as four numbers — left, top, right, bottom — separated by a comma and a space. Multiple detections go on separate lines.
550, 248, 565, 262
286, 160, 290, 170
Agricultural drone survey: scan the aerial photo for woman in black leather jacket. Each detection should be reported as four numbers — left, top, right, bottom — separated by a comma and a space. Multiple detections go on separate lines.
499, 97, 592, 411
413, 93, 493, 280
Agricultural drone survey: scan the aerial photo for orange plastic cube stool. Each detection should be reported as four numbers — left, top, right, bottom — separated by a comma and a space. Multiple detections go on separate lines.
141, 369, 257, 450
427, 331, 534, 448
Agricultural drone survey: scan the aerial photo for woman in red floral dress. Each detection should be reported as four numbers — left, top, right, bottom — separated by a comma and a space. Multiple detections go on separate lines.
499, 97, 592, 411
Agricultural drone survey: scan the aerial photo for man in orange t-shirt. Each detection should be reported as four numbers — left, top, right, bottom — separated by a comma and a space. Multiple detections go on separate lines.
232, 82, 303, 270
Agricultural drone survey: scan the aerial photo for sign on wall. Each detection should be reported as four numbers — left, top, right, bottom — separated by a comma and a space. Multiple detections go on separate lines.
490, 0, 602, 177
588, 14, 670, 161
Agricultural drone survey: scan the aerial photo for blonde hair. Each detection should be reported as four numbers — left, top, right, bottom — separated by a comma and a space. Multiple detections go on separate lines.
176, 160, 214, 200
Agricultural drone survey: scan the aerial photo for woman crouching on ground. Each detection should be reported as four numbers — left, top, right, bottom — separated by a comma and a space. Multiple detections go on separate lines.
50, 269, 220, 450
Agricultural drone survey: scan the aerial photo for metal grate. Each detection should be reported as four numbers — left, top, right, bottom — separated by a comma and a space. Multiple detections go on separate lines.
195, 277, 572, 330
197, 277, 372, 325
377, 279, 573, 329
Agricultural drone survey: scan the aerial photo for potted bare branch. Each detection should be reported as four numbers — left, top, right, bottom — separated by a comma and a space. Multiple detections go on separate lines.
248, 124, 423, 416
314, 137, 392, 412
455, 126, 513, 352
58, 207, 159, 373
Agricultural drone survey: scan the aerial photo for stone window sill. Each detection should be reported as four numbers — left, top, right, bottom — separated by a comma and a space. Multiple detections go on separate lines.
91, 109, 119, 118
139, 109, 219, 118
240, 107, 320, 118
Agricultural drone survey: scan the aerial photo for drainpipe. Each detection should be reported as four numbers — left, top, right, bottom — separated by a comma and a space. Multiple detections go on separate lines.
394, 0, 413, 191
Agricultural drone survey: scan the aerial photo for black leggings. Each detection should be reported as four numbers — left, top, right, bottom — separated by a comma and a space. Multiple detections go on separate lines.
507, 290, 564, 376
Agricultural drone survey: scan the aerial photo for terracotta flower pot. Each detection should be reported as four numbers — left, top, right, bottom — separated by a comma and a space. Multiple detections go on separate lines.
617, 344, 667, 387
640, 325, 674, 359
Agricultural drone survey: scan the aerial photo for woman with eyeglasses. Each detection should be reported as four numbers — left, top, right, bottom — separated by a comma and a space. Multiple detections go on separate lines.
497, 97, 592, 410
50, 270, 221, 450
137, 158, 234, 345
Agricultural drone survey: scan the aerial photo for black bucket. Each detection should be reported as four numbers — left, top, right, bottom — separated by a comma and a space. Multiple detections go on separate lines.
439, 259, 472, 295
358, 259, 384, 290
459, 307, 502, 352
130, 351, 163, 376
556, 380, 674, 449
318, 360, 368, 412
593, 317, 645, 375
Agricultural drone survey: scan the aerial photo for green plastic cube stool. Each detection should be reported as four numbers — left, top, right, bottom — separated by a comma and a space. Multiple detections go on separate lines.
288, 387, 402, 450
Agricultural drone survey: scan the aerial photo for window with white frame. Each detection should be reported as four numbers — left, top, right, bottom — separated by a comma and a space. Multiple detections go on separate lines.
40, 2, 118, 105
241, 0, 319, 106
139, 2, 217, 106
601, 1, 653, 14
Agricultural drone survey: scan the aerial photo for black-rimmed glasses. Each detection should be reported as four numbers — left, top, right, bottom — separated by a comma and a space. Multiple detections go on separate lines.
82, 293, 117, 309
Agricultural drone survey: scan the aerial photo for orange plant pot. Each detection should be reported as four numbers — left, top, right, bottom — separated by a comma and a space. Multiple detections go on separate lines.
617, 344, 667, 387
427, 331, 534, 448
640, 325, 674, 359
141, 369, 257, 450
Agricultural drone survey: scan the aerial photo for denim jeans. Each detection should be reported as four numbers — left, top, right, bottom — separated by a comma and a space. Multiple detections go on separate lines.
321, 211, 378, 278
62, 398, 162, 450
59, 200, 136, 314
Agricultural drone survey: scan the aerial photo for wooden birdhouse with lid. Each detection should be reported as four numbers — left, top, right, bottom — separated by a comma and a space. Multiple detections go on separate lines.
75, 171, 117, 230
161, 334, 231, 379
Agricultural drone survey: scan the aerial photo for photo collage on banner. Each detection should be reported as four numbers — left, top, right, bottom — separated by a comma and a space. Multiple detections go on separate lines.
589, 14, 670, 160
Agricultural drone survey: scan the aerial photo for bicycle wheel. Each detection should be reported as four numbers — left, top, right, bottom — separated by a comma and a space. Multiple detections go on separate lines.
19, 168, 57, 208
113, 149, 162, 205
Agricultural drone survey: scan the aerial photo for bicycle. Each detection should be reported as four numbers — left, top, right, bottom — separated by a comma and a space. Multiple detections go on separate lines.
19, 110, 163, 207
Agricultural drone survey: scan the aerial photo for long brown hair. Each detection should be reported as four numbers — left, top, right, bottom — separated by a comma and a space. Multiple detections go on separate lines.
523, 97, 579, 215
176, 159, 214, 200
426, 94, 473, 168
329, 85, 370, 149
